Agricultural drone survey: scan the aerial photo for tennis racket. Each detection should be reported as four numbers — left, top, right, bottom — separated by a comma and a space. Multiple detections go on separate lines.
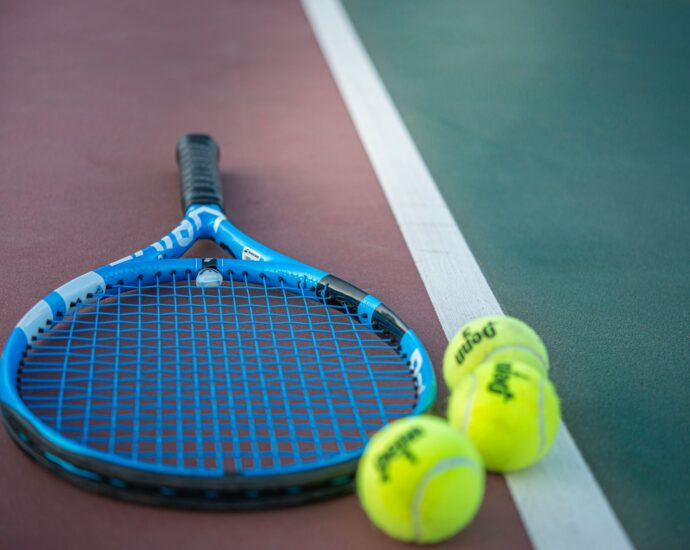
0, 134, 436, 509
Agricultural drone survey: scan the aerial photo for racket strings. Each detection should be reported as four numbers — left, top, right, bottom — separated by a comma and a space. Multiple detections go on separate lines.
18, 272, 418, 474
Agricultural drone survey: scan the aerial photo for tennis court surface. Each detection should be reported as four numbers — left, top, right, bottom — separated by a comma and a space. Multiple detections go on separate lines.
1, 1, 687, 548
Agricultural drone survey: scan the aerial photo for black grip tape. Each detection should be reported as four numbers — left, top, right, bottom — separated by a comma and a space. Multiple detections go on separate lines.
176, 134, 223, 212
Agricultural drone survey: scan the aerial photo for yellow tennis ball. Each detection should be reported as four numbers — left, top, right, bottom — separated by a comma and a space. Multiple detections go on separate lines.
357, 415, 485, 544
443, 316, 549, 390
447, 360, 560, 472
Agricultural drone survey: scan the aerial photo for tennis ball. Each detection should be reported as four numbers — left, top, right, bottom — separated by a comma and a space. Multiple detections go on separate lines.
447, 360, 560, 472
357, 415, 484, 544
443, 316, 549, 390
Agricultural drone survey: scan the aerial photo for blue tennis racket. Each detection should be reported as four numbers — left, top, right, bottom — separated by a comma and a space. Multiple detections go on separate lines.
0, 134, 436, 509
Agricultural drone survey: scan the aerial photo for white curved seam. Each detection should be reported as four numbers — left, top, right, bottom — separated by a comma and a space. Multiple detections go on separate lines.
411, 457, 477, 542
538, 377, 546, 454
461, 372, 478, 432
483, 344, 548, 372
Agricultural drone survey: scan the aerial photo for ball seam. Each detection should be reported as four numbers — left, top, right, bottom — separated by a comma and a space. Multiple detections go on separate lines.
483, 344, 548, 373
538, 377, 546, 454
411, 456, 478, 542
461, 372, 478, 432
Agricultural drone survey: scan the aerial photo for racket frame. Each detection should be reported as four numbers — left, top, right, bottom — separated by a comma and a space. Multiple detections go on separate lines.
0, 140, 436, 509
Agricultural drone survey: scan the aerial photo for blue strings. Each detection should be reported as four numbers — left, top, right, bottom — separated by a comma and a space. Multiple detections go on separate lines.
18, 272, 417, 475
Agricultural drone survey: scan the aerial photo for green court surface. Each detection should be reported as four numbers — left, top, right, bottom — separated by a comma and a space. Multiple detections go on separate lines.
342, 1, 690, 548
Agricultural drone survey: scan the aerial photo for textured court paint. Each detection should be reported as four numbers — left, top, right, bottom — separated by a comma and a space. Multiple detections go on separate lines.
303, 2, 630, 549
340, 1, 690, 548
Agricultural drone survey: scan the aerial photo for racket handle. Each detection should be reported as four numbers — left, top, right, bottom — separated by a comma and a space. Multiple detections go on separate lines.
176, 133, 224, 212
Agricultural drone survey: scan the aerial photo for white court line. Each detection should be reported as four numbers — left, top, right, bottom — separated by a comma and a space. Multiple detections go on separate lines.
301, 1, 633, 548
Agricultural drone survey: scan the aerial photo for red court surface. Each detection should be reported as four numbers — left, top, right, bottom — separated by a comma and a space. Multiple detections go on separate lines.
0, 1, 529, 548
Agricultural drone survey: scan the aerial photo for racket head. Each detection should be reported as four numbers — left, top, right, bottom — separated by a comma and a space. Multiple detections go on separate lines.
1, 257, 435, 509
1, 133, 436, 508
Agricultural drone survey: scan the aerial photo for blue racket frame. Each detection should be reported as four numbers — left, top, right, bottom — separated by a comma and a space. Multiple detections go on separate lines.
1, 201, 436, 507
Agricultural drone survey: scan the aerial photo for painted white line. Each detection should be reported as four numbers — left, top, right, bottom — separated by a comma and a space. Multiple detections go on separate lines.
301, 1, 633, 548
